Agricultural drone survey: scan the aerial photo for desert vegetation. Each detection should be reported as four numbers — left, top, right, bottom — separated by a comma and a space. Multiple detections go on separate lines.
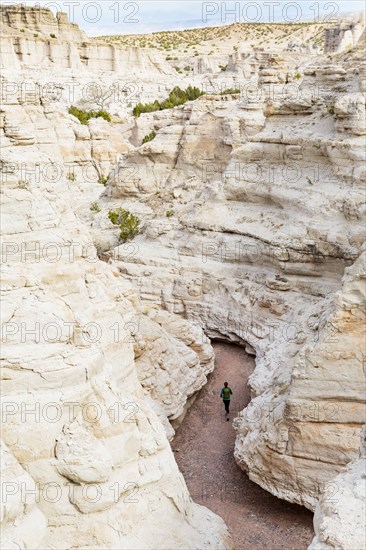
108, 208, 140, 241
133, 86, 204, 117
142, 130, 157, 144
95, 22, 330, 55
68, 106, 112, 125
90, 202, 101, 212
221, 88, 241, 95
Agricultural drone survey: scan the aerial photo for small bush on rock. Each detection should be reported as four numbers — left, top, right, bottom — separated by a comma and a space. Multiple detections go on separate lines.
98, 175, 108, 186
142, 131, 157, 144
220, 88, 241, 95
108, 208, 140, 242
90, 202, 101, 212
69, 106, 112, 125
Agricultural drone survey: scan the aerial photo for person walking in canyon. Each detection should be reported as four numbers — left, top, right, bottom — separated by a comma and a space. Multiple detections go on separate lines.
220, 382, 233, 420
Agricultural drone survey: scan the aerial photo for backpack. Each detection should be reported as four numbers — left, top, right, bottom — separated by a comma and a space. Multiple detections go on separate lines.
222, 387, 231, 400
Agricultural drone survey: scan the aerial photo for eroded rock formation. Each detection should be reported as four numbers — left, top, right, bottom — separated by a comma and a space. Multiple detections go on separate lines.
1, 5, 365, 550
0, 8, 230, 549
309, 428, 366, 550
99, 28, 366, 519
0, 132, 230, 548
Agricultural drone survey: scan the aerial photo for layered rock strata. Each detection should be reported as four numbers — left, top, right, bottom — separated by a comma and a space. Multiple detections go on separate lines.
1, 6, 366, 549
309, 429, 366, 550
0, 23, 230, 549
100, 55, 366, 511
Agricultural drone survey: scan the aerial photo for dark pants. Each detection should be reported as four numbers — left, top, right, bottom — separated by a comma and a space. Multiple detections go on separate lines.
223, 400, 230, 414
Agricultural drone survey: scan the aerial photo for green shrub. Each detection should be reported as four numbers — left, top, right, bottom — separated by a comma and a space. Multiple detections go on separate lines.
184, 65, 190, 71
98, 175, 108, 186
90, 202, 101, 212
20, 29, 25, 33
220, 88, 241, 95
219, 64, 227, 72
69, 106, 112, 125
142, 130, 157, 144
108, 208, 140, 242
327, 103, 335, 115
50, 33, 57, 38
294, 73, 302, 80
133, 85, 204, 117
166, 210, 174, 218
66, 172, 76, 182
34, 33, 38, 38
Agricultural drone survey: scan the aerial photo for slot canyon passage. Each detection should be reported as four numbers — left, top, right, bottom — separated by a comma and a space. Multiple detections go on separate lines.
173, 342, 314, 549
1, 5, 366, 550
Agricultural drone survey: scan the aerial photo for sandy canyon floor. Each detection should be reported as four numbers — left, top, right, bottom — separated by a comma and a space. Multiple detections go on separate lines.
174, 343, 314, 549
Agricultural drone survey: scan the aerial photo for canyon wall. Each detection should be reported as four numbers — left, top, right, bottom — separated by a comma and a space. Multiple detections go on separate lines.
0, 5, 173, 75
0, 11, 231, 548
0, 5, 88, 41
309, 428, 366, 550
1, 6, 366, 549
100, 56, 366, 511
324, 11, 366, 53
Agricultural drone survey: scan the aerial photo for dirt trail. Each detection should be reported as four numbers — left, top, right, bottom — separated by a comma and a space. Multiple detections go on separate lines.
173, 342, 314, 550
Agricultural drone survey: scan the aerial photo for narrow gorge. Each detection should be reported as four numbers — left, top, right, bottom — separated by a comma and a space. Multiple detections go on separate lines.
1, 4, 365, 550
174, 342, 314, 549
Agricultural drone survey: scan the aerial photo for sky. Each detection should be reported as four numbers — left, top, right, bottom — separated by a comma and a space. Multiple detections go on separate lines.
2, 0, 365, 35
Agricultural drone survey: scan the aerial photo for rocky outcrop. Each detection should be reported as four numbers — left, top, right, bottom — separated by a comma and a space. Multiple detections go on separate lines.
334, 92, 366, 135
0, 5, 88, 42
1, 178, 230, 549
1, 6, 366, 548
0, 442, 48, 550
134, 308, 215, 429
0, 6, 172, 75
0, 34, 173, 74
324, 11, 366, 53
0, 85, 130, 213
234, 249, 366, 510
100, 53, 366, 513
0, 54, 231, 550
309, 429, 366, 550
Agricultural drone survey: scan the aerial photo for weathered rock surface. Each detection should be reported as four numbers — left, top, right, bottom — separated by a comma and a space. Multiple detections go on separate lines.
0, 166, 230, 548
0, 6, 172, 76
100, 44, 366, 517
0, 5, 88, 42
324, 11, 366, 53
309, 429, 366, 550
1, 6, 366, 549
0, 10, 231, 548
0, 441, 48, 550
234, 249, 366, 510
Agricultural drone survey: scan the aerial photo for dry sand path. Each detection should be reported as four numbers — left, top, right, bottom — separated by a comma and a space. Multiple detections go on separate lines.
173, 342, 313, 550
